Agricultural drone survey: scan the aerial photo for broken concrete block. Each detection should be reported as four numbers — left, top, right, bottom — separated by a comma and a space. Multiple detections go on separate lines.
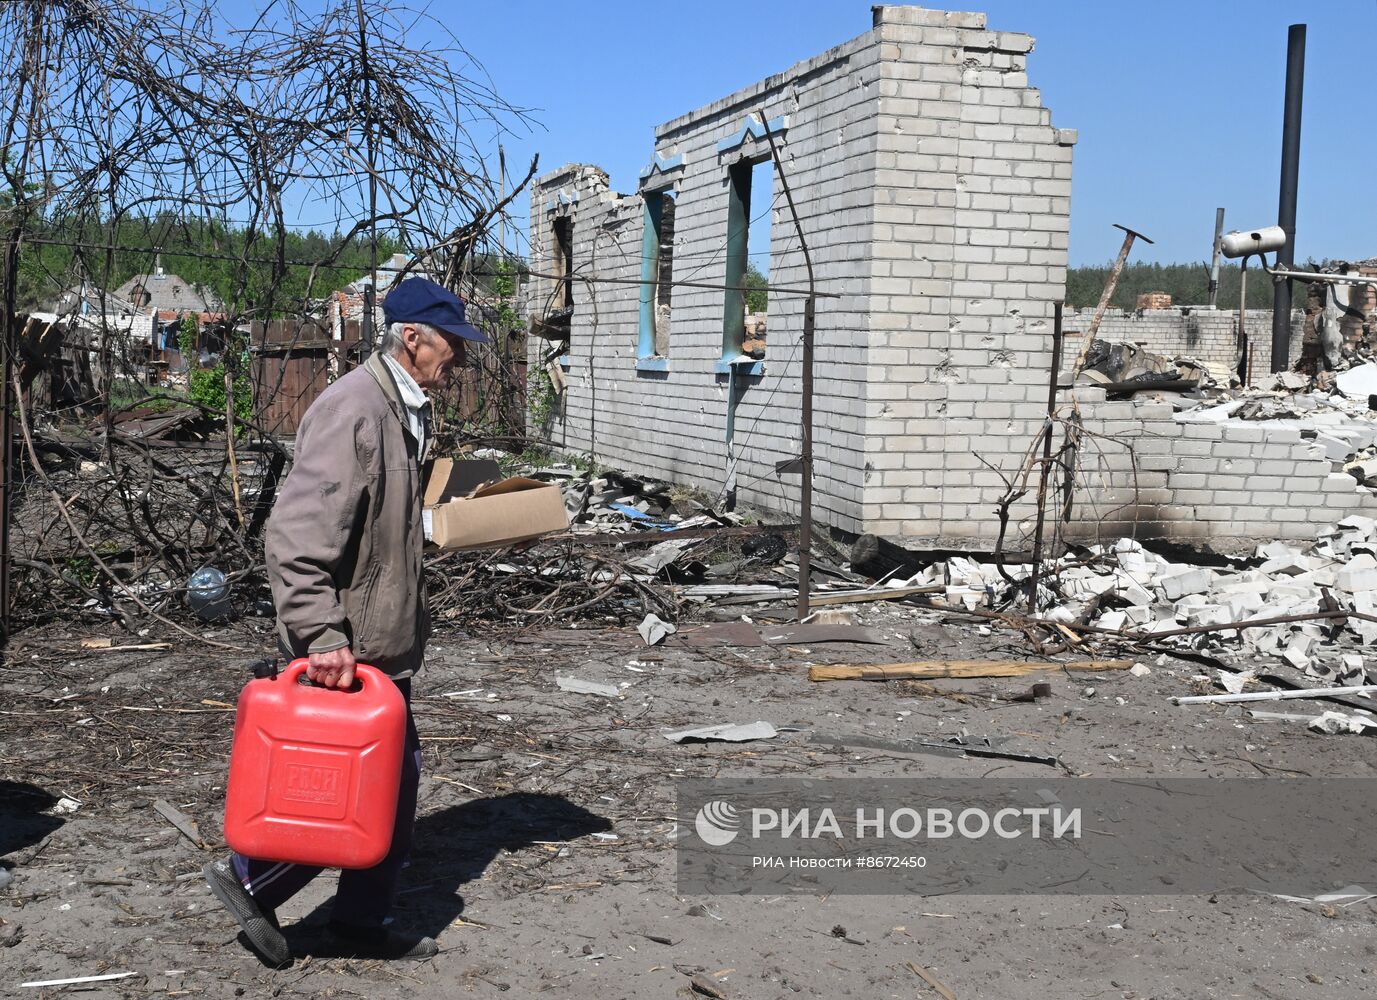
1352, 593, 1377, 645
1336, 361, 1377, 398
1338, 553, 1377, 592
1159, 567, 1214, 601
1212, 577, 1271, 598
1187, 605, 1232, 627
1220, 670, 1254, 694
947, 556, 987, 587
1085, 574, 1119, 597
638, 613, 677, 645
1338, 515, 1377, 538
1338, 653, 1366, 686
1123, 605, 1154, 625
1281, 632, 1316, 671
944, 585, 988, 610
1292, 567, 1338, 589
1112, 571, 1155, 606
1097, 610, 1128, 632
1116, 551, 1154, 576
1269, 582, 1318, 603
1062, 570, 1117, 600
1245, 627, 1283, 655
1282, 644, 1312, 671
1315, 432, 1359, 462
1219, 591, 1265, 617
1345, 458, 1377, 485
1257, 540, 1300, 561
1260, 553, 1318, 576
1308, 710, 1377, 735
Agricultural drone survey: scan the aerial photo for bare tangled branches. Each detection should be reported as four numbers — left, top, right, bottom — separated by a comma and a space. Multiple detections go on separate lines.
1, 0, 534, 311
0, 0, 537, 635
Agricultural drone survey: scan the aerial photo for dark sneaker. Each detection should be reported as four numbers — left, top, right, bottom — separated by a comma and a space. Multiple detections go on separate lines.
326, 920, 439, 960
203, 859, 290, 967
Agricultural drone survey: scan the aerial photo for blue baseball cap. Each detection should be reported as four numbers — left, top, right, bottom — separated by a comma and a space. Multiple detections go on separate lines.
383, 277, 488, 344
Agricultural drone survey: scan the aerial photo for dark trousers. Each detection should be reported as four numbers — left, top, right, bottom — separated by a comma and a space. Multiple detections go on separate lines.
231, 678, 420, 929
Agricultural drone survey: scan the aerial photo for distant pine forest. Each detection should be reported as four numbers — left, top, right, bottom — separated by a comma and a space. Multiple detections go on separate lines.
1065, 261, 1292, 310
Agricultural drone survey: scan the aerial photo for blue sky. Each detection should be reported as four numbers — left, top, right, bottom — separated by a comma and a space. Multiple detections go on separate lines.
228, 1, 1377, 267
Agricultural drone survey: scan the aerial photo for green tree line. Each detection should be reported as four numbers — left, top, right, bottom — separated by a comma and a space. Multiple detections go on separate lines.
1066, 261, 1278, 310
11, 214, 404, 314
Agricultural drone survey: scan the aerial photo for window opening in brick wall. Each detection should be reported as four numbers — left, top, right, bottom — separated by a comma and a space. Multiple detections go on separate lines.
721, 157, 773, 367
744, 159, 774, 360
551, 215, 574, 310
638, 189, 675, 363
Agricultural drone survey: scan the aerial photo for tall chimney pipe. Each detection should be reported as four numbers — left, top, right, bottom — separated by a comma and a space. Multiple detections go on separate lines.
1271, 23, 1305, 372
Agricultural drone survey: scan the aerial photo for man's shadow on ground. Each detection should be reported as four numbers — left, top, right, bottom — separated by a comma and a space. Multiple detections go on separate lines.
288, 792, 610, 953
0, 780, 64, 863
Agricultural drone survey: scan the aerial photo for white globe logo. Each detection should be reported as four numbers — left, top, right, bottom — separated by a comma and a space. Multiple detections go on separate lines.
695, 800, 740, 846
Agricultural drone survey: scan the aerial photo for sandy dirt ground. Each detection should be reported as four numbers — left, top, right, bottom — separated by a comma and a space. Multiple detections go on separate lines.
4, 604, 1377, 999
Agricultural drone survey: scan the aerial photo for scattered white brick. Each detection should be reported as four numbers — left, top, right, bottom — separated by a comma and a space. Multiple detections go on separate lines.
1220, 591, 1265, 617
1259, 553, 1317, 576
1159, 567, 1214, 601
1113, 571, 1155, 606
1338, 553, 1377, 592
1097, 610, 1127, 631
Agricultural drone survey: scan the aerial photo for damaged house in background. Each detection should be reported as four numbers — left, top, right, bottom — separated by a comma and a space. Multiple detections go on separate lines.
526, 4, 1377, 550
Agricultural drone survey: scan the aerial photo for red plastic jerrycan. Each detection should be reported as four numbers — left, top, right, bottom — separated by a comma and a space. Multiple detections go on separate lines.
223, 658, 406, 869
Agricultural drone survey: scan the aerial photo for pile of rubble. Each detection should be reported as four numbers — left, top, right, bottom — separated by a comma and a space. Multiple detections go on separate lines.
1077, 339, 1214, 395
886, 514, 1377, 687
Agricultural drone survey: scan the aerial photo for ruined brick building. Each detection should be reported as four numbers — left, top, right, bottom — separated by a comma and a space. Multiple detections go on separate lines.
526, 5, 1376, 547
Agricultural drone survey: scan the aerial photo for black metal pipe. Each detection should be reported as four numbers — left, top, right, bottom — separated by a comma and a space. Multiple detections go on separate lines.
1271, 23, 1305, 373
1028, 302, 1062, 612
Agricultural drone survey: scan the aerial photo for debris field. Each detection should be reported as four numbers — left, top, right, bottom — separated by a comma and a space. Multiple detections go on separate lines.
6, 463, 1377, 999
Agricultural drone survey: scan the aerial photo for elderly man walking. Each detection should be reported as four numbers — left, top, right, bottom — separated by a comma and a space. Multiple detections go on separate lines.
204, 277, 486, 964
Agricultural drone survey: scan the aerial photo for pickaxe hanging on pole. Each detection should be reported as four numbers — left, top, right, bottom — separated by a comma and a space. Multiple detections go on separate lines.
1069, 223, 1154, 379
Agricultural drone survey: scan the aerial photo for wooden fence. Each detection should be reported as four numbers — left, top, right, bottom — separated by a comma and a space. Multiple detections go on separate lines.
249, 319, 527, 437
250, 319, 361, 436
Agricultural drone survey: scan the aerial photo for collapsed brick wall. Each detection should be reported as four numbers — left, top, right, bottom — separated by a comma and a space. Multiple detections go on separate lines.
1059, 307, 1305, 377
1048, 387, 1372, 545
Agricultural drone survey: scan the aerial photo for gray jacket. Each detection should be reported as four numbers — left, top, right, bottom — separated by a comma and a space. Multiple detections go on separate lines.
265, 352, 430, 678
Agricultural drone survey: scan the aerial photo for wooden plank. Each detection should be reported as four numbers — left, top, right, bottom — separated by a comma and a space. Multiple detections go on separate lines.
152, 798, 207, 849
907, 961, 958, 1000
808, 585, 942, 607
808, 659, 1133, 682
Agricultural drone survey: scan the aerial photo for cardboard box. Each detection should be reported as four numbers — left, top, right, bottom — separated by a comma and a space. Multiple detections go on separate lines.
423, 458, 569, 550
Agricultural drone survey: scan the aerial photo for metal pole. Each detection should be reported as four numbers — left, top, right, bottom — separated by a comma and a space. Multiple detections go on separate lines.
0, 241, 14, 645
1207, 207, 1225, 308
1069, 223, 1151, 379
1028, 302, 1063, 612
756, 114, 816, 622
356, 0, 377, 359
796, 294, 814, 620
1271, 23, 1305, 373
